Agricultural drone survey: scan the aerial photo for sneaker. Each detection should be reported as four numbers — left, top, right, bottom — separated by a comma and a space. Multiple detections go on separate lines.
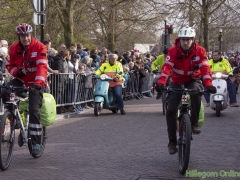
206, 102, 210, 107
120, 108, 126, 115
83, 106, 90, 109
230, 102, 239, 107
68, 106, 75, 112
77, 105, 83, 111
63, 107, 69, 112
32, 144, 41, 156
57, 108, 65, 114
127, 96, 132, 101
88, 103, 94, 108
168, 141, 177, 154
192, 124, 201, 134
156, 92, 161, 99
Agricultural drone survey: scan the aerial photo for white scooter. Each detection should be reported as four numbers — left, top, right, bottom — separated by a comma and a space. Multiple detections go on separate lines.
209, 72, 228, 117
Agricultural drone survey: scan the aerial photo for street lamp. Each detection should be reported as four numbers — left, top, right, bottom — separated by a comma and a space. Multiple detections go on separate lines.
218, 28, 223, 52
160, 12, 170, 51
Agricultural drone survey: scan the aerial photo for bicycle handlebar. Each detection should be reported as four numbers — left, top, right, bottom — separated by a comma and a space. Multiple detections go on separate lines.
0, 85, 29, 91
162, 86, 207, 95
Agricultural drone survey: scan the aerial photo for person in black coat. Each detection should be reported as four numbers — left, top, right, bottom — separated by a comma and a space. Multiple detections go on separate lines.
51, 49, 70, 114
138, 63, 147, 97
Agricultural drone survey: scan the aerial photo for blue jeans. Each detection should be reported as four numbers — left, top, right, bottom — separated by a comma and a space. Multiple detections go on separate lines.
204, 79, 237, 103
112, 85, 124, 109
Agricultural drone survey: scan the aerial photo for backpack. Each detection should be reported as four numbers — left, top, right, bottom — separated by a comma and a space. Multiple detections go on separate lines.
19, 93, 56, 126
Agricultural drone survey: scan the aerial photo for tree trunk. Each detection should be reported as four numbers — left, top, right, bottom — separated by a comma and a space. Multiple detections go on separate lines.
198, 18, 203, 46
106, 1, 116, 52
63, 3, 74, 47
202, 0, 209, 52
188, 0, 194, 27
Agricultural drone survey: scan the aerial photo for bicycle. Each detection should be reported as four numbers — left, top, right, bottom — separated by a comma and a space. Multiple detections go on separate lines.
163, 86, 205, 175
0, 85, 47, 171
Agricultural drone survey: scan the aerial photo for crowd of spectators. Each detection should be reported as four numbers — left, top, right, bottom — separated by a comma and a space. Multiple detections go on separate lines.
40, 41, 160, 114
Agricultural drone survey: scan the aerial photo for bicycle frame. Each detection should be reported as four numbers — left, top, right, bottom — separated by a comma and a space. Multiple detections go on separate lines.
5, 89, 30, 144
177, 91, 191, 122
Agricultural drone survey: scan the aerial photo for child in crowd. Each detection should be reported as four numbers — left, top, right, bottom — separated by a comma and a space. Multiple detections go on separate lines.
75, 63, 86, 111
138, 63, 147, 98
122, 66, 129, 101
81, 56, 94, 109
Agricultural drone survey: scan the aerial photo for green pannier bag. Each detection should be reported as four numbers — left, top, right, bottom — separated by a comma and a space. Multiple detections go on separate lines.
178, 94, 204, 128
19, 93, 56, 126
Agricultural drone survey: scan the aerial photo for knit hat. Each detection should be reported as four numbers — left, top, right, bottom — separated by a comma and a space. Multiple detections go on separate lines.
80, 51, 88, 59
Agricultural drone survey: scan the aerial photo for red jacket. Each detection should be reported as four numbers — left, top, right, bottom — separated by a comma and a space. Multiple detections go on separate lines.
6, 38, 48, 87
158, 38, 213, 87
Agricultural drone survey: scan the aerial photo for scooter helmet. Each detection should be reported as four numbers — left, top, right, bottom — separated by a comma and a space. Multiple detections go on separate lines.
178, 26, 196, 38
16, 23, 33, 35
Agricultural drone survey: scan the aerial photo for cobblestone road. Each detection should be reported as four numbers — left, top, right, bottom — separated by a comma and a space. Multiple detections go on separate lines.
1, 95, 240, 180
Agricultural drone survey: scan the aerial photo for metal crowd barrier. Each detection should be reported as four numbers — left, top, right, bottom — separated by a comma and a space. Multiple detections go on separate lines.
0, 72, 154, 109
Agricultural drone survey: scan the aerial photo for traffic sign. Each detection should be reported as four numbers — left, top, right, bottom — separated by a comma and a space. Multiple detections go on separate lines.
32, 0, 46, 12
32, 12, 46, 25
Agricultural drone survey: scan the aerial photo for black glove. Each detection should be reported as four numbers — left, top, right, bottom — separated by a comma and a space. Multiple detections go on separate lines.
113, 77, 118, 82
17, 68, 26, 77
31, 84, 41, 90
152, 70, 158, 74
206, 86, 217, 94
155, 84, 164, 92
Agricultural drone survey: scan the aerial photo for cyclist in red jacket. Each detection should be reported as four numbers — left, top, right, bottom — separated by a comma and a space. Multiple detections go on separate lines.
2, 23, 48, 156
156, 26, 216, 155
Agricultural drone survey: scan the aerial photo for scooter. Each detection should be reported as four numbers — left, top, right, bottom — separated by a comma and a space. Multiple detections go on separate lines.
93, 73, 121, 116
209, 72, 228, 117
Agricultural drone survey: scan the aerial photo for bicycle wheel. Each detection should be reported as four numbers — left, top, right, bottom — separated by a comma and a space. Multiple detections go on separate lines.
0, 111, 15, 171
178, 113, 191, 175
162, 91, 167, 115
28, 126, 47, 158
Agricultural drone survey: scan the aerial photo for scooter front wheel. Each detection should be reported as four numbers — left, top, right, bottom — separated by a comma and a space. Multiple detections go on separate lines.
94, 102, 101, 116
215, 101, 221, 117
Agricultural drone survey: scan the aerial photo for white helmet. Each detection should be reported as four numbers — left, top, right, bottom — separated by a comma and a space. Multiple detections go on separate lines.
178, 26, 196, 38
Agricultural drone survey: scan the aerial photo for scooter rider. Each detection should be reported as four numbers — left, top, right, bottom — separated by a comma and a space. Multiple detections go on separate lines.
151, 48, 168, 99
205, 50, 239, 107
95, 53, 126, 115
156, 26, 217, 154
